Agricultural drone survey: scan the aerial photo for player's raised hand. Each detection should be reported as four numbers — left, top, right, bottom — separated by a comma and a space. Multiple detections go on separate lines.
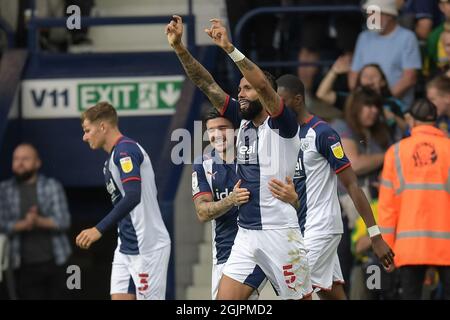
269, 177, 298, 205
205, 19, 233, 52
76, 227, 102, 250
331, 54, 351, 74
166, 15, 183, 47
230, 179, 250, 206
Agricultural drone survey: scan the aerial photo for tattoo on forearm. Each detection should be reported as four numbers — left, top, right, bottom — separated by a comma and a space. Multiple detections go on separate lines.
234, 57, 280, 115
177, 50, 212, 90
195, 195, 234, 220
204, 196, 234, 219
176, 48, 225, 108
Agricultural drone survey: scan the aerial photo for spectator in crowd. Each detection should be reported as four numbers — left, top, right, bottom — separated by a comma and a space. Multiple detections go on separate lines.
350, 0, 422, 108
378, 99, 450, 300
289, 0, 361, 94
427, 21, 450, 77
318, 61, 407, 139
398, 0, 443, 42
0, 143, 72, 299
333, 88, 391, 198
426, 74, 450, 135
426, 0, 450, 76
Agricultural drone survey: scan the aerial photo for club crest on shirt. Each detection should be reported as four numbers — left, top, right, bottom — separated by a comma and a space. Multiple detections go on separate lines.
120, 156, 133, 173
192, 171, 200, 195
300, 139, 310, 151
331, 142, 344, 159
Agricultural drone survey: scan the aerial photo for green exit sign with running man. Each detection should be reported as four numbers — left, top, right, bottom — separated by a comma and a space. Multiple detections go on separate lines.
78, 80, 183, 111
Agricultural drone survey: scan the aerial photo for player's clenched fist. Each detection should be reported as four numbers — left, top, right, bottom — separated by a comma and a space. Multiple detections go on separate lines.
76, 227, 102, 250
229, 179, 250, 206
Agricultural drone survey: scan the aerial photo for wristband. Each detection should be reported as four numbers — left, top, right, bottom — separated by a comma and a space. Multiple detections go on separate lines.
368, 225, 381, 238
228, 47, 245, 62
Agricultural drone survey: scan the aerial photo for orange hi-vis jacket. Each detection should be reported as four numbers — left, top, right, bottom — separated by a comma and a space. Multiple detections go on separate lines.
379, 125, 450, 267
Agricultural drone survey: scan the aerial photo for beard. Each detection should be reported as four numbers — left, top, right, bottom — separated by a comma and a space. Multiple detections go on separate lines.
14, 169, 37, 183
240, 99, 263, 120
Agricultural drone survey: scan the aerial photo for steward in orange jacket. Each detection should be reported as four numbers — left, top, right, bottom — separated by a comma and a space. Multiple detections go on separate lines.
379, 99, 450, 299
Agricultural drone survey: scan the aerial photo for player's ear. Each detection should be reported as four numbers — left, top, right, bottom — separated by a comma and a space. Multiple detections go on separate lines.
35, 157, 42, 171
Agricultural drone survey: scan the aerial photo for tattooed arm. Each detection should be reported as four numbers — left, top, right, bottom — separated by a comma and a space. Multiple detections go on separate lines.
205, 18, 282, 116
193, 180, 249, 222
194, 194, 235, 222
166, 15, 227, 110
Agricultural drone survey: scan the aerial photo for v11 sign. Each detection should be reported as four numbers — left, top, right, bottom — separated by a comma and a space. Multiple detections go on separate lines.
21, 76, 184, 119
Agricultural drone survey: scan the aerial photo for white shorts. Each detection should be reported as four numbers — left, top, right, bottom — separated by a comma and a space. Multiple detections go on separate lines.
304, 234, 344, 291
110, 245, 170, 300
222, 227, 312, 300
212, 262, 267, 300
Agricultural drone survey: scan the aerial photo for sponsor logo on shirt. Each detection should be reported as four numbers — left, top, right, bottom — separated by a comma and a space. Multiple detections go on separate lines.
106, 178, 116, 194
237, 139, 258, 163
106, 178, 120, 203
238, 140, 257, 155
215, 188, 231, 200
293, 158, 304, 179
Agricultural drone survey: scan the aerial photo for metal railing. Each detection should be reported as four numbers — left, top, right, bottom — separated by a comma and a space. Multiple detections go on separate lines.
27, 15, 196, 54
26, 0, 196, 54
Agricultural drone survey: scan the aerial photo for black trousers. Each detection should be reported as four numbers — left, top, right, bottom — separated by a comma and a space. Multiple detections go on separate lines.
16, 261, 65, 300
400, 265, 450, 300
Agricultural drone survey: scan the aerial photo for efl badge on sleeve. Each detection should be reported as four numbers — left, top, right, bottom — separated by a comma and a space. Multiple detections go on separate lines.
331, 142, 344, 159
192, 172, 200, 195
120, 157, 133, 173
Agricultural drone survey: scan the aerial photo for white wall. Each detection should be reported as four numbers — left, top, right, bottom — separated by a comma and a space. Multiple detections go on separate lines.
89, 0, 227, 52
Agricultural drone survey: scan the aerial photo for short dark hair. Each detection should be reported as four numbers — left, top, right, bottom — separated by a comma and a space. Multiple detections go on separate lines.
276, 74, 306, 97
81, 101, 118, 126
409, 99, 437, 122
202, 108, 224, 123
